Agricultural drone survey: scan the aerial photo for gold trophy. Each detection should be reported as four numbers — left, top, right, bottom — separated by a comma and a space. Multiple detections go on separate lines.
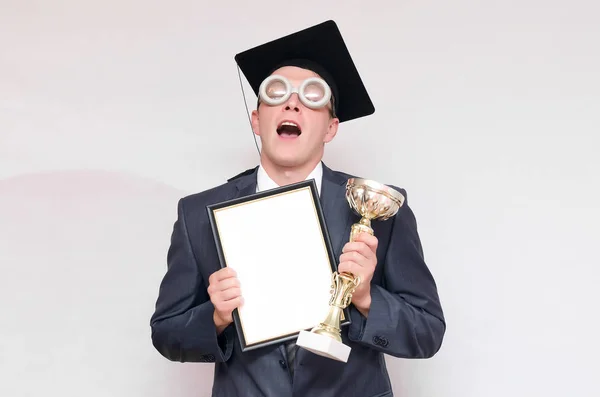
296, 178, 405, 362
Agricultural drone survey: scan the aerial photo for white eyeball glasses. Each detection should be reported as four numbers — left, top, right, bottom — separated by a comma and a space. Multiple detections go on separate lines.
258, 75, 332, 109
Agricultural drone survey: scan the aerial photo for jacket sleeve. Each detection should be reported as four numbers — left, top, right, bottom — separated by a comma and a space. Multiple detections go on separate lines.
347, 189, 446, 358
150, 198, 235, 363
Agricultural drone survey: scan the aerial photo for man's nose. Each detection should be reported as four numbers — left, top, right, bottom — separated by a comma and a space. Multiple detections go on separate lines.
283, 93, 301, 112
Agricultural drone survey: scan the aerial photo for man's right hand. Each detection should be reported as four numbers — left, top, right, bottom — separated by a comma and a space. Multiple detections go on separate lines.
207, 267, 243, 333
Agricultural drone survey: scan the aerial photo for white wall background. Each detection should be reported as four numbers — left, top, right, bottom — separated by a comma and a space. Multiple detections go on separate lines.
1, 0, 599, 396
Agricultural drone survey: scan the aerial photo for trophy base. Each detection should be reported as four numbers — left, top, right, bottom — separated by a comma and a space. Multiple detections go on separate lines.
296, 330, 351, 363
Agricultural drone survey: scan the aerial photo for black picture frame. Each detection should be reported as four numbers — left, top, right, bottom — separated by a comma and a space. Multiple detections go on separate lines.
206, 179, 350, 352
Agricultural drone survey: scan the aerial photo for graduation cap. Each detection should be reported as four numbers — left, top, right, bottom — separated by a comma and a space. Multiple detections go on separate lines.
234, 20, 375, 123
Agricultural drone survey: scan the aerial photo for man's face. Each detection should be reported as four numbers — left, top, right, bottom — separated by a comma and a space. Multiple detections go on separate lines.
251, 66, 339, 169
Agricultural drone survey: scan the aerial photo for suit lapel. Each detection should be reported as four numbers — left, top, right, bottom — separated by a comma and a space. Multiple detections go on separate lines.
232, 167, 258, 198
320, 163, 356, 262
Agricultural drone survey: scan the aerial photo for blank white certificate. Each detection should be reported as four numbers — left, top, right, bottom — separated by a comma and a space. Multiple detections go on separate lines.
209, 183, 337, 350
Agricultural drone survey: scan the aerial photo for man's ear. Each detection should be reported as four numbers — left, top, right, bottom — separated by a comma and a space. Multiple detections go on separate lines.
251, 109, 260, 136
323, 117, 339, 143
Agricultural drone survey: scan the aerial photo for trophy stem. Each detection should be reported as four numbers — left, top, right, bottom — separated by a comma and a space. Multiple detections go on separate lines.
350, 217, 373, 242
309, 272, 360, 342
311, 306, 343, 342
341, 217, 374, 284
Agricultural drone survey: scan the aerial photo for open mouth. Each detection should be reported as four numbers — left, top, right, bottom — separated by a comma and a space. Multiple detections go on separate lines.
276, 121, 302, 138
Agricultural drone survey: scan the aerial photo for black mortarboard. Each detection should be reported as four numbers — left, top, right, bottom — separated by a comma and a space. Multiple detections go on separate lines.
234, 20, 375, 123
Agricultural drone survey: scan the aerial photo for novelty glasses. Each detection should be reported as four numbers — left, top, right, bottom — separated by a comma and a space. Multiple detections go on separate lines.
258, 75, 332, 109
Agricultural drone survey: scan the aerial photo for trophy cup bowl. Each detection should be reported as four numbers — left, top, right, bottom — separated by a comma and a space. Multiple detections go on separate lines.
296, 178, 405, 363
345, 178, 405, 242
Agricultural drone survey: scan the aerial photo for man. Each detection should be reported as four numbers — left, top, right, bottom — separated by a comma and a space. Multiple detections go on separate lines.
150, 20, 445, 397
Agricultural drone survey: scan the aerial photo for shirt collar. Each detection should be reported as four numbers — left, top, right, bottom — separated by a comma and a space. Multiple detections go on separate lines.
256, 162, 323, 196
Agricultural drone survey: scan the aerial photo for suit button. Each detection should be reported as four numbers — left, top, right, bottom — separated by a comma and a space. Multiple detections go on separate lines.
279, 360, 287, 368
373, 335, 389, 347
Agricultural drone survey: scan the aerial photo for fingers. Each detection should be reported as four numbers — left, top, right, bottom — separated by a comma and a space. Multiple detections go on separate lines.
342, 242, 372, 258
339, 250, 369, 268
209, 267, 237, 284
208, 268, 242, 303
341, 237, 378, 267
343, 236, 377, 256
350, 232, 378, 252
219, 296, 243, 312
215, 277, 240, 291
208, 268, 244, 326
338, 260, 370, 277
212, 292, 243, 310
339, 233, 378, 286
217, 287, 242, 301
208, 276, 241, 296
338, 260, 359, 275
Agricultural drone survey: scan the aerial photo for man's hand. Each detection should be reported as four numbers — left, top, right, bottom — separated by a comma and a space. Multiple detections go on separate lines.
337, 232, 378, 316
207, 267, 243, 334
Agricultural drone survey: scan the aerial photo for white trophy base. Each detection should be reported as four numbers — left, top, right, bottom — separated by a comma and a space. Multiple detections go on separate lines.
296, 330, 351, 363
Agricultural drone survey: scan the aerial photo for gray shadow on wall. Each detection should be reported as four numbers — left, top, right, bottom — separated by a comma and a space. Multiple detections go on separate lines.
0, 170, 217, 397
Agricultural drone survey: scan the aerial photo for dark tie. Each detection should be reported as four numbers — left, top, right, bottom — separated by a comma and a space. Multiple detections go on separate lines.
285, 340, 298, 378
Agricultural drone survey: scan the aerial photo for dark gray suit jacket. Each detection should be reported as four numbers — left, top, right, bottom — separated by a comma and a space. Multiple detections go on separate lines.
150, 163, 446, 397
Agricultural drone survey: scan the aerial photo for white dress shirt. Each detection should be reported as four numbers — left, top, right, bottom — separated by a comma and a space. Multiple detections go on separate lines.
256, 161, 323, 196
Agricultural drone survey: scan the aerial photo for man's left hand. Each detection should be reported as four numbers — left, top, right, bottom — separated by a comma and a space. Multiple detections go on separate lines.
337, 232, 378, 316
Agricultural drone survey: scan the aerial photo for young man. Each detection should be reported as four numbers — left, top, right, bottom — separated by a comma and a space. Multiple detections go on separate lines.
150, 20, 445, 397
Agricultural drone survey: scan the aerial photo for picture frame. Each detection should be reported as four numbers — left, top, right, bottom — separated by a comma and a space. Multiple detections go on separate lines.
207, 179, 350, 352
